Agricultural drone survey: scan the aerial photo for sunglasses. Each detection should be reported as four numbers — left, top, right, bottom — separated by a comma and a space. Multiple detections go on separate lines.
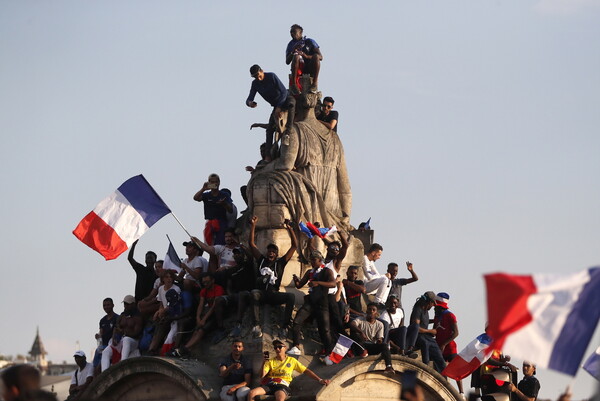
324, 104, 333, 109
274, 345, 285, 350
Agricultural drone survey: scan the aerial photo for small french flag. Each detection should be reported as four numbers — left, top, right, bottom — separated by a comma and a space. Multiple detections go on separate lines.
73, 175, 171, 260
328, 334, 355, 364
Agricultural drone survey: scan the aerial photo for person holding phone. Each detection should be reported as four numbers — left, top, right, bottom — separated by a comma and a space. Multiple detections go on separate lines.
218, 340, 252, 401
246, 340, 329, 401
193, 173, 233, 246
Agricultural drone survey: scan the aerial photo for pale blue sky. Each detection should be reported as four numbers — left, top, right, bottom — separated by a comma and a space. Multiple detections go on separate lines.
1, 1, 599, 399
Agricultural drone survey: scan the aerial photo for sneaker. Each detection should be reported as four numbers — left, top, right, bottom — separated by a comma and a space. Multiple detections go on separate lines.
359, 349, 369, 358
251, 325, 262, 338
287, 346, 301, 356
384, 366, 395, 375
346, 349, 355, 358
166, 348, 180, 357
230, 324, 241, 338
321, 355, 334, 366
406, 351, 419, 359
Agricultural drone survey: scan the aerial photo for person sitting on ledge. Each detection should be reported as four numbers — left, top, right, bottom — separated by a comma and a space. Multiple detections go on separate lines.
361, 243, 390, 308
246, 339, 329, 401
218, 340, 252, 401
286, 24, 323, 94
350, 302, 395, 374
169, 272, 226, 356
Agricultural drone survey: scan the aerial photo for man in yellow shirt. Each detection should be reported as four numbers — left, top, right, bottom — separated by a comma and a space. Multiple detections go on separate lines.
246, 340, 329, 400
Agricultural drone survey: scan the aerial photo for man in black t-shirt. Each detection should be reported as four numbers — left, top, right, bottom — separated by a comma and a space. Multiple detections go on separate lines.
511, 361, 540, 401
248, 216, 297, 338
343, 265, 365, 318
92, 298, 119, 372
127, 239, 157, 301
218, 340, 252, 401
317, 96, 339, 132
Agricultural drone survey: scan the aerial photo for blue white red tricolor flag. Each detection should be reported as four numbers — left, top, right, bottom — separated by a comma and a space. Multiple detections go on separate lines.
163, 235, 182, 273
485, 268, 600, 376
442, 332, 493, 381
73, 175, 171, 260
328, 334, 355, 363
582, 346, 600, 381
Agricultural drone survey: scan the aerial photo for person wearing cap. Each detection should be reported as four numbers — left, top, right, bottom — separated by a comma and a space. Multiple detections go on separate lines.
69, 351, 94, 398
288, 250, 336, 356
218, 340, 252, 401
248, 216, 297, 339
127, 239, 157, 302
433, 292, 462, 394
193, 173, 233, 246
246, 339, 329, 401
101, 295, 143, 371
409, 291, 445, 373
245, 65, 296, 157
178, 239, 209, 292
510, 361, 540, 401
361, 243, 391, 308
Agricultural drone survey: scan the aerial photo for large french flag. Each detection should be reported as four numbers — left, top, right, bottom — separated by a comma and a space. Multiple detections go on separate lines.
73, 175, 171, 260
485, 268, 600, 376
442, 333, 493, 381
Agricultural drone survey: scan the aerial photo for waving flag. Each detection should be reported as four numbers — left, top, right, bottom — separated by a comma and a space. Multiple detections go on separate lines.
442, 332, 493, 380
485, 268, 600, 376
73, 175, 171, 260
163, 235, 182, 273
582, 346, 600, 381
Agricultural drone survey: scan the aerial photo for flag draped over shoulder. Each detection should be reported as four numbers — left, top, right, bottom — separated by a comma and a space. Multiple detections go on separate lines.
485, 268, 600, 376
442, 333, 493, 381
73, 175, 171, 260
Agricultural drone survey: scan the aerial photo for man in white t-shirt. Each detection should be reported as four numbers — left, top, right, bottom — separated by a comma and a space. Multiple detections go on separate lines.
69, 351, 94, 398
190, 229, 239, 270
178, 240, 209, 291
361, 243, 390, 307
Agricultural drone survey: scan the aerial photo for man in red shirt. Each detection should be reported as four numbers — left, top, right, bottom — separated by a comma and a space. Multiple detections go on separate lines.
433, 292, 462, 394
170, 272, 225, 357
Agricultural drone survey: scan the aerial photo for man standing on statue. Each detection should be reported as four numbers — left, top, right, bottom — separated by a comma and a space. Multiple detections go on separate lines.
246, 65, 295, 157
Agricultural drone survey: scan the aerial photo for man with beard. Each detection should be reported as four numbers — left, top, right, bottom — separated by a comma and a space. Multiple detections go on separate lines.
248, 216, 297, 339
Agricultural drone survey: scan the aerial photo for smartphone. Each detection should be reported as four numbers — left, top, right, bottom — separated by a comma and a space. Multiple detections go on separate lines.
263, 351, 270, 360
208, 183, 217, 190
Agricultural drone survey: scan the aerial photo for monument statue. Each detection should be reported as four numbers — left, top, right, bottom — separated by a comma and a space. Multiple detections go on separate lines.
246, 88, 352, 234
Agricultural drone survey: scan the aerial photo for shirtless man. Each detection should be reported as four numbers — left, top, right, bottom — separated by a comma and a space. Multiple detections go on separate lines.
101, 295, 143, 371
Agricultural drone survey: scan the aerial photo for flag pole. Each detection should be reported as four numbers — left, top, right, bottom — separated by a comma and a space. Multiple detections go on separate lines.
170, 212, 193, 238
